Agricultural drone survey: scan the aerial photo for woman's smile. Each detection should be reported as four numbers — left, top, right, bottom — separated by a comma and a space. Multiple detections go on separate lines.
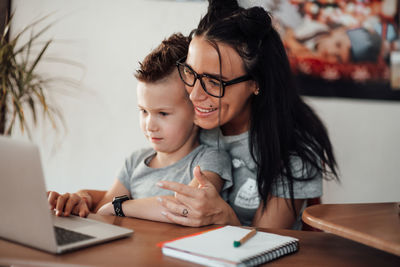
194, 105, 218, 116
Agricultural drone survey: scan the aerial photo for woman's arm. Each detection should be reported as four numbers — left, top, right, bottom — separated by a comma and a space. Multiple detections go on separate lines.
157, 166, 241, 227
157, 168, 306, 228
252, 196, 305, 229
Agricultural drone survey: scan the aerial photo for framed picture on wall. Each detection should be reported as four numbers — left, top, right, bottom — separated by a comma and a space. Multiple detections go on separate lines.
272, 0, 400, 101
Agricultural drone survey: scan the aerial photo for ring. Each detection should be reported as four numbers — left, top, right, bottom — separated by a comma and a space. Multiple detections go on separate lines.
182, 208, 188, 217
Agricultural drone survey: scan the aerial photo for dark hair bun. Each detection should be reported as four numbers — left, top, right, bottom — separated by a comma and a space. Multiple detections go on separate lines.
207, 0, 239, 19
238, 7, 272, 42
198, 0, 240, 32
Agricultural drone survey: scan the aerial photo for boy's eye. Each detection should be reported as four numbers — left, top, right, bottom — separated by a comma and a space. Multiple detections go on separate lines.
160, 112, 168, 116
140, 109, 147, 114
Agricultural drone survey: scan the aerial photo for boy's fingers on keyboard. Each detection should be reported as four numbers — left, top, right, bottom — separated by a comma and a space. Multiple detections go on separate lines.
47, 191, 60, 210
64, 194, 80, 216
78, 204, 90, 218
55, 193, 70, 216
73, 200, 89, 217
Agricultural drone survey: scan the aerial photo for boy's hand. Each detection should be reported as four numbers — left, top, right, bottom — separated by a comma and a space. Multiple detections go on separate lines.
47, 191, 91, 217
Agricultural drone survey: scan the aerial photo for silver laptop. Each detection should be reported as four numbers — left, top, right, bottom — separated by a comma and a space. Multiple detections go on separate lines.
0, 136, 133, 254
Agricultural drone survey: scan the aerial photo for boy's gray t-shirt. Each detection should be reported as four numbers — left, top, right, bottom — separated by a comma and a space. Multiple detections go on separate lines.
200, 128, 322, 229
117, 144, 232, 199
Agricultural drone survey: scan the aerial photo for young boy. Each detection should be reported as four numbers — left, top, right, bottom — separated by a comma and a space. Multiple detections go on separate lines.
47, 33, 232, 223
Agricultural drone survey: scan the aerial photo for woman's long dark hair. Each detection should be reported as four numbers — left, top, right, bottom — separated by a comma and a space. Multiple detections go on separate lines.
192, 0, 339, 217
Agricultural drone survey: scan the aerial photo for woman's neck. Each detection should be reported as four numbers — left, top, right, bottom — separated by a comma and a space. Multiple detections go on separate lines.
221, 101, 251, 136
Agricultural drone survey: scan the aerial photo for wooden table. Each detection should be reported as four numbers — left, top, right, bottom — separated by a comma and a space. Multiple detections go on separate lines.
302, 202, 400, 257
1, 213, 399, 266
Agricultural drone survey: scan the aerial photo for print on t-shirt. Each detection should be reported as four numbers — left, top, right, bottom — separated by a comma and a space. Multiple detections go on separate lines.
234, 178, 260, 209
232, 158, 246, 168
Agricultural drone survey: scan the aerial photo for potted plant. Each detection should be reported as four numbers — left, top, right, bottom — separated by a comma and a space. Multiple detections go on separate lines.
0, 15, 81, 137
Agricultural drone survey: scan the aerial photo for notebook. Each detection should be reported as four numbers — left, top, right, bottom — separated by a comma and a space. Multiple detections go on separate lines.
0, 136, 133, 254
161, 226, 299, 267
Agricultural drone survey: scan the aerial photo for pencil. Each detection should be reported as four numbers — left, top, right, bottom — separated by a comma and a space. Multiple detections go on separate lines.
233, 228, 257, 247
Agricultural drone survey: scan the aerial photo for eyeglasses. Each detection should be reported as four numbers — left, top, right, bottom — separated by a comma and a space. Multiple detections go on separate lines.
176, 57, 252, 98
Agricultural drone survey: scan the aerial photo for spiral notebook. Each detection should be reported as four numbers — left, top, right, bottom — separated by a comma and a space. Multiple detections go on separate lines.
161, 226, 299, 266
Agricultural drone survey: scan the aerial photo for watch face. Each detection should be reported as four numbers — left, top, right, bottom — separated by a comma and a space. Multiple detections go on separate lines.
113, 195, 130, 203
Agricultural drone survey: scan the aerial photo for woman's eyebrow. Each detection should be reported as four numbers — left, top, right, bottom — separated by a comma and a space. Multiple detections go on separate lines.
204, 72, 228, 80
185, 63, 228, 80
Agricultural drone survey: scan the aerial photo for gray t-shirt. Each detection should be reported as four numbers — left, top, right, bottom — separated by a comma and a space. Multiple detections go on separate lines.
118, 144, 232, 199
200, 128, 322, 229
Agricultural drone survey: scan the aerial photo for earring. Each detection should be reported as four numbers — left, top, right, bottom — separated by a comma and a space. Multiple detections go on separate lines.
254, 88, 260, 96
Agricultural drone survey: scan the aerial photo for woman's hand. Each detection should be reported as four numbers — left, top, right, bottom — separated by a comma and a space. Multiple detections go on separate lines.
157, 166, 240, 227
96, 202, 115, 216
47, 190, 91, 217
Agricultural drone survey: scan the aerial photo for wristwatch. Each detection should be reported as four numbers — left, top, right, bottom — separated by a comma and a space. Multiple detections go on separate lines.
112, 195, 130, 217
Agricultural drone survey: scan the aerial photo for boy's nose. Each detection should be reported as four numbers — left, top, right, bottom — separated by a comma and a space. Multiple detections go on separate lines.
146, 116, 158, 132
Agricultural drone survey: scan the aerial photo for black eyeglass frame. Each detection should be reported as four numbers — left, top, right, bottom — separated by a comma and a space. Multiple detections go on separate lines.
176, 57, 252, 98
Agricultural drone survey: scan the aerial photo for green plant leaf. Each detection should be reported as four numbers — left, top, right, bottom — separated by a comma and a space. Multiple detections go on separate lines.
26, 39, 51, 79
27, 96, 37, 125
1, 13, 82, 137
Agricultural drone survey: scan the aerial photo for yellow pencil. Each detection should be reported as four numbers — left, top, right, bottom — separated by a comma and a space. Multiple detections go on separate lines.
233, 228, 257, 247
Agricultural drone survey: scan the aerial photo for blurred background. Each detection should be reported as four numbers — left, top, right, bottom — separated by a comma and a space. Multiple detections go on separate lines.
3, 0, 400, 204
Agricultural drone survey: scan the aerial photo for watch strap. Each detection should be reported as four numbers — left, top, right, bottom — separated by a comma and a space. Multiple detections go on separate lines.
113, 201, 125, 217
112, 195, 129, 217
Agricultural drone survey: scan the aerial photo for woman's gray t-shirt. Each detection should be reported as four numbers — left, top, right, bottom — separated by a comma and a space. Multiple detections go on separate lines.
117, 144, 232, 199
200, 128, 322, 229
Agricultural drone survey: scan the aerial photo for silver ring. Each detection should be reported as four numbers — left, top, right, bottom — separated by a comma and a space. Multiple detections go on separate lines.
182, 208, 188, 217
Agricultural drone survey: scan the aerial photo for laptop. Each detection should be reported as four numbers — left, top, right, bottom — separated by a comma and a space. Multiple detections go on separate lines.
0, 136, 133, 254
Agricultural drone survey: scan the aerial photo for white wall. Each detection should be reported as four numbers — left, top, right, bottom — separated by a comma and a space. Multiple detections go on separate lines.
308, 97, 400, 203
10, 0, 399, 203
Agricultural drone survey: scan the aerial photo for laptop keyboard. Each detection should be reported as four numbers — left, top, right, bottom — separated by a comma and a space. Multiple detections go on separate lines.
54, 226, 95, 246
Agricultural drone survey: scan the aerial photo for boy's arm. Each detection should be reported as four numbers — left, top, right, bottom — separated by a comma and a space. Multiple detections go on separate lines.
97, 196, 178, 223
92, 179, 131, 212
47, 179, 129, 217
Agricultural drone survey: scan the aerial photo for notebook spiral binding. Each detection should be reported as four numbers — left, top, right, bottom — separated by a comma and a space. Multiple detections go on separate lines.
239, 240, 299, 267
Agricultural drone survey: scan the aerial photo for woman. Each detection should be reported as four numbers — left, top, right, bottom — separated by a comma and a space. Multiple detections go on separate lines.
156, 0, 338, 229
